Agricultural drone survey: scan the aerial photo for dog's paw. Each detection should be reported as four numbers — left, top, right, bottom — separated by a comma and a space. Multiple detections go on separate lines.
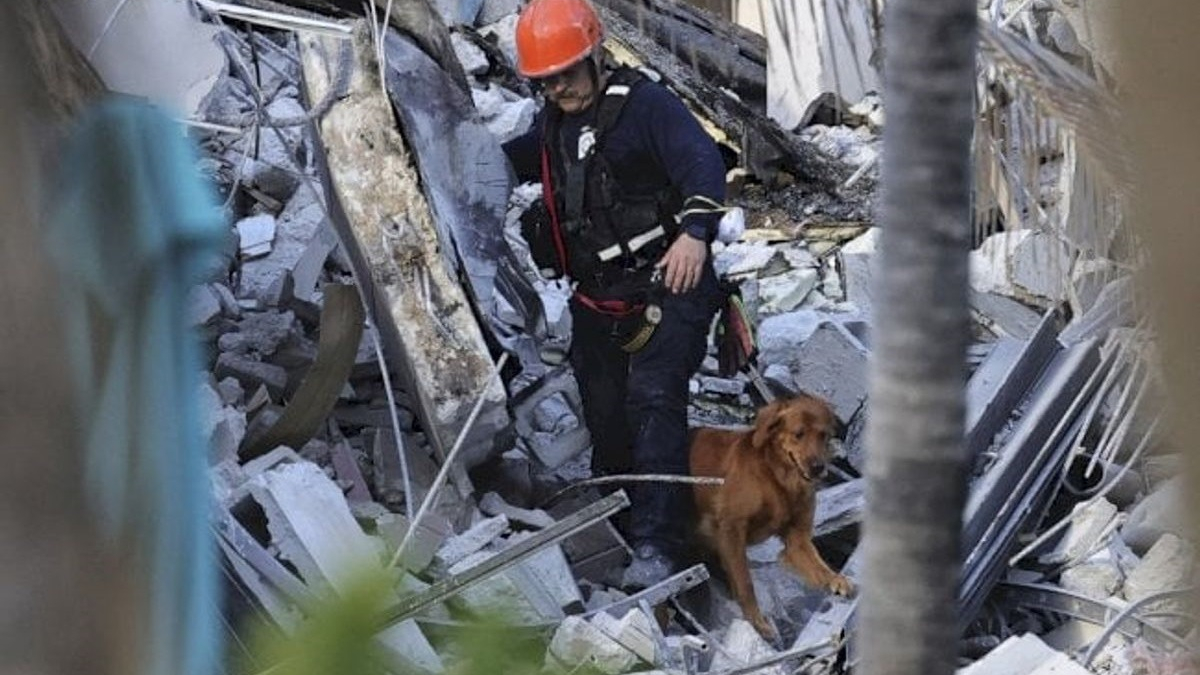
827, 574, 855, 597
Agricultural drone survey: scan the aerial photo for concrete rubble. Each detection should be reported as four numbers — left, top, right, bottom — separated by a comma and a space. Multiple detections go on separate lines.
55, 0, 1175, 672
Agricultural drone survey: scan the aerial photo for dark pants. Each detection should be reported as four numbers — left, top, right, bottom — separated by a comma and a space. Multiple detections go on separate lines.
570, 262, 723, 555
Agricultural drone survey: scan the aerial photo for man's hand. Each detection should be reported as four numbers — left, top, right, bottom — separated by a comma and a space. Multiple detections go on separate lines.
656, 232, 707, 294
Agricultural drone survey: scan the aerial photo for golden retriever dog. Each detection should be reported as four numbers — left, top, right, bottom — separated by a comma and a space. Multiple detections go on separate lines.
690, 394, 854, 639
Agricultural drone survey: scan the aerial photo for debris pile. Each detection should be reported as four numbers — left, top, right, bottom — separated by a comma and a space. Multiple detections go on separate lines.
170, 1, 1190, 673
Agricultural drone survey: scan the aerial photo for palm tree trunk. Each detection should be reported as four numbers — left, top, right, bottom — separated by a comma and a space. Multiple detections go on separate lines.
859, 1, 977, 674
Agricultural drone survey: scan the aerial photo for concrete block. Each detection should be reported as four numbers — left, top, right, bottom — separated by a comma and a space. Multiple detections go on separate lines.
1040, 619, 1103, 653
957, 633, 1061, 675
710, 620, 784, 675
214, 352, 288, 400
756, 310, 823, 369
350, 502, 449, 573
970, 230, 1071, 305
1060, 560, 1122, 600
447, 549, 546, 623
1121, 477, 1186, 553
590, 608, 657, 665
234, 310, 296, 357
546, 616, 640, 675
1041, 497, 1119, 566
248, 461, 379, 592
505, 533, 584, 615
435, 514, 509, 568
330, 440, 371, 503
1123, 534, 1193, 611
236, 214, 277, 258
790, 321, 868, 423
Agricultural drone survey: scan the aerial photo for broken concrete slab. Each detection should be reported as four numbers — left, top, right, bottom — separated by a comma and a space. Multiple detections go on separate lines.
971, 290, 1044, 340
590, 608, 658, 665
247, 460, 443, 672
236, 213, 278, 258
970, 230, 1071, 306
789, 321, 868, 423
301, 25, 510, 471
756, 310, 823, 369
479, 491, 555, 529
1121, 477, 1186, 554
215, 352, 288, 400
839, 227, 876, 316
505, 533, 585, 615
958, 633, 1090, 675
1122, 534, 1193, 621
545, 615, 642, 675
450, 32, 489, 75
1040, 497, 1119, 566
756, 267, 819, 316
435, 514, 509, 569
710, 619, 784, 675
1060, 558, 1123, 601
1059, 276, 1135, 346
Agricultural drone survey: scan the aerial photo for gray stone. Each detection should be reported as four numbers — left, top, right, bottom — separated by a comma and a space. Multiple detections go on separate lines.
790, 321, 868, 423
1047, 12, 1084, 58
505, 534, 583, 615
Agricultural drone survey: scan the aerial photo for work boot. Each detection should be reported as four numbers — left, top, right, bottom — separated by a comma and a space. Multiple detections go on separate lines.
621, 542, 676, 591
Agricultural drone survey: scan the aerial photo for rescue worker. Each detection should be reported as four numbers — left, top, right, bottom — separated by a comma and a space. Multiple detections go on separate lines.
503, 0, 727, 589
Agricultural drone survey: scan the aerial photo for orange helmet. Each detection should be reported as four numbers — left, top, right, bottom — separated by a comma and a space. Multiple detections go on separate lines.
515, 0, 604, 78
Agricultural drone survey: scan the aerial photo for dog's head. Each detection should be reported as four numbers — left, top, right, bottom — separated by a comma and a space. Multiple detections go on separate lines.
751, 394, 837, 483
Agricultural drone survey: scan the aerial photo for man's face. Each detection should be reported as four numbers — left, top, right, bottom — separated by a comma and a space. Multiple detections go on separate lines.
536, 59, 597, 114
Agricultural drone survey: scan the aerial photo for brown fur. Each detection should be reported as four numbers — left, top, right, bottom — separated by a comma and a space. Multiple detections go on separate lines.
690, 394, 854, 639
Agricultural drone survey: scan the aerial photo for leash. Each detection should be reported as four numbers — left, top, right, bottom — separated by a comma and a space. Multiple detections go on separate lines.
540, 473, 724, 509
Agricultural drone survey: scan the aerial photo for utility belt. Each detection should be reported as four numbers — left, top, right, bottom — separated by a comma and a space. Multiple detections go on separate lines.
573, 265, 666, 353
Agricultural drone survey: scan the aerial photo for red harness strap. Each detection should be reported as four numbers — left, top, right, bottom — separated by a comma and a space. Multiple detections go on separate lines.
540, 143, 641, 319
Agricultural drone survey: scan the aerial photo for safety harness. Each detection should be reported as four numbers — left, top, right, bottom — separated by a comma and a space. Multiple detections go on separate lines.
534, 67, 683, 352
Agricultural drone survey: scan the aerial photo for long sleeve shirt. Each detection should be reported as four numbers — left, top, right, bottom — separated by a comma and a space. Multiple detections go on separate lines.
503, 72, 727, 242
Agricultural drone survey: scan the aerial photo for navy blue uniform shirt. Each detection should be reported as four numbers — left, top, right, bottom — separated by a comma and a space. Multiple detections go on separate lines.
503, 72, 726, 242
